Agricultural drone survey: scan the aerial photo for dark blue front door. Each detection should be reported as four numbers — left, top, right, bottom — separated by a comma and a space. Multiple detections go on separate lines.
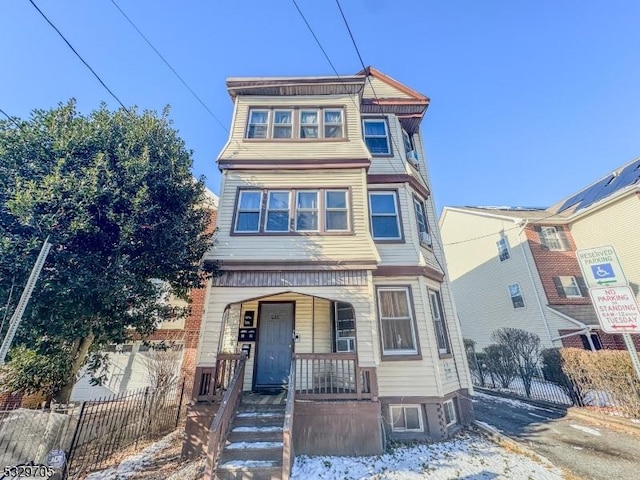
255, 303, 293, 389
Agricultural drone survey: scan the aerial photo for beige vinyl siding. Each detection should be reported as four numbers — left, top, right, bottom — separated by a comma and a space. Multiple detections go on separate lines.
440, 209, 569, 350
207, 169, 379, 264
570, 193, 640, 304
218, 94, 370, 161
367, 114, 408, 175
363, 76, 413, 99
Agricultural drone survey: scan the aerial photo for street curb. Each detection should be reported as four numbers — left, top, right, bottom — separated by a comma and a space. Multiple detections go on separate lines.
566, 407, 640, 436
474, 387, 568, 413
471, 421, 556, 468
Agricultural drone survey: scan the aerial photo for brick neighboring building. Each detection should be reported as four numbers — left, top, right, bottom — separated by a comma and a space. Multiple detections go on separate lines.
440, 156, 640, 352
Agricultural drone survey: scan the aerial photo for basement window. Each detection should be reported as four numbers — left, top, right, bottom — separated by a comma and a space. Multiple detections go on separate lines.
390, 405, 423, 432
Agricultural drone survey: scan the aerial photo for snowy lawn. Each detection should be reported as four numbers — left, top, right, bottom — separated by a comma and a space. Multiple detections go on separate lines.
291, 430, 563, 480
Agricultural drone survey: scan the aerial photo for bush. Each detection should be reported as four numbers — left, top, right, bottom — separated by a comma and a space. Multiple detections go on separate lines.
483, 344, 518, 388
492, 328, 541, 397
541, 348, 584, 406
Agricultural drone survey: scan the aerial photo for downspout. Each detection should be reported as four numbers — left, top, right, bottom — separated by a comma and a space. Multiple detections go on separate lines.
517, 220, 554, 345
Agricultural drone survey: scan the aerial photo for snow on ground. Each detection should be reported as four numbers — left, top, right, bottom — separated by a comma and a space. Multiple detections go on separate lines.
84, 430, 180, 480
472, 391, 558, 413
291, 431, 563, 480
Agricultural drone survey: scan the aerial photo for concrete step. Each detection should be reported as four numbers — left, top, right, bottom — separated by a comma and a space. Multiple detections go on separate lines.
220, 441, 283, 462
237, 403, 286, 414
233, 411, 285, 428
216, 459, 282, 480
228, 425, 284, 443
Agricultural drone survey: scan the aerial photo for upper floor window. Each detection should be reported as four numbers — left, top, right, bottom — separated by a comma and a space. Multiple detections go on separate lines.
508, 283, 525, 309
429, 290, 450, 355
233, 188, 349, 234
497, 237, 510, 261
246, 107, 344, 140
363, 119, 390, 155
369, 191, 401, 240
536, 226, 570, 251
377, 287, 418, 356
413, 197, 431, 246
247, 110, 269, 139
235, 190, 263, 232
553, 276, 587, 298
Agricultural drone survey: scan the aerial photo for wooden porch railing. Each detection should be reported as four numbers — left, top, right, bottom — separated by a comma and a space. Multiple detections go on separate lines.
205, 353, 247, 479
294, 353, 378, 400
282, 357, 296, 480
193, 353, 244, 402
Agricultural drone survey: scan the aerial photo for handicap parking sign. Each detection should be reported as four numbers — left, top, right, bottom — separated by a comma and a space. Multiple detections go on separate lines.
591, 263, 615, 279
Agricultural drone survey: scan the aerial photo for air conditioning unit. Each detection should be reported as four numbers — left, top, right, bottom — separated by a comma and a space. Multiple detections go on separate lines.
406, 150, 419, 165
419, 231, 432, 246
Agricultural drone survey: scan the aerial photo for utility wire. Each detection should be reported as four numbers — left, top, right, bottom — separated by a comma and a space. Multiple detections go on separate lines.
109, 0, 228, 133
28, 0, 129, 112
0, 108, 22, 129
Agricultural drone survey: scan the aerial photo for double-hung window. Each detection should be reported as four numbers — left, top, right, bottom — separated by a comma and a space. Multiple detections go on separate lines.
554, 276, 586, 298
537, 226, 569, 251
265, 191, 290, 232
295, 191, 319, 231
429, 290, 450, 354
508, 283, 525, 308
300, 110, 319, 138
497, 237, 510, 261
377, 287, 418, 355
247, 110, 269, 139
369, 191, 401, 240
272, 110, 293, 138
324, 110, 343, 138
413, 198, 430, 246
235, 190, 262, 232
363, 119, 390, 155
325, 190, 349, 231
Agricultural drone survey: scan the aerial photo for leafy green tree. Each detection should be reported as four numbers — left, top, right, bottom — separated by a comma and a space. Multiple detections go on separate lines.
0, 100, 216, 402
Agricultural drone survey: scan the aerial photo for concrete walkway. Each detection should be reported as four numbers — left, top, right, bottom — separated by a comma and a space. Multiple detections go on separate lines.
473, 391, 640, 480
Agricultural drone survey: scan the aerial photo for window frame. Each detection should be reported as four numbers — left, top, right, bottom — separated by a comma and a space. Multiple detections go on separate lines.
295, 190, 320, 232
234, 190, 263, 233
271, 109, 293, 139
497, 237, 510, 262
363, 117, 391, 156
325, 189, 350, 232
369, 190, 403, 242
443, 399, 457, 427
376, 286, 421, 359
299, 109, 319, 139
246, 109, 270, 139
264, 190, 291, 232
429, 290, 450, 355
556, 276, 584, 298
323, 109, 344, 138
389, 404, 424, 432
508, 283, 525, 309
413, 196, 431, 247
538, 226, 569, 251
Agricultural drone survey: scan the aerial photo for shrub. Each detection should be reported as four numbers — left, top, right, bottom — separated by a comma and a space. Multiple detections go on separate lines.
483, 344, 518, 388
492, 328, 541, 397
541, 348, 584, 406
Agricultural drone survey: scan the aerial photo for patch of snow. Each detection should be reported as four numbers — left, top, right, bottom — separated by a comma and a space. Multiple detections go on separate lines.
232, 426, 282, 432
236, 412, 281, 417
527, 412, 552, 420
572, 446, 584, 450
475, 420, 501, 434
291, 431, 563, 480
227, 441, 283, 449
85, 430, 179, 480
569, 424, 602, 436
473, 391, 558, 413
219, 460, 279, 468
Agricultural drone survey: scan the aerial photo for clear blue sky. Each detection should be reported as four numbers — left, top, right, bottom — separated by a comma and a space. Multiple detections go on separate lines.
2, 1, 639, 213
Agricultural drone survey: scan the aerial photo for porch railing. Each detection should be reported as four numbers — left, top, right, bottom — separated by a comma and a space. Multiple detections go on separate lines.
294, 353, 378, 400
205, 353, 247, 479
282, 357, 296, 480
193, 353, 244, 402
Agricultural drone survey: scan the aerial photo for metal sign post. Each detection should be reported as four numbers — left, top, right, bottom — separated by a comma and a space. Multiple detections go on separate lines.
0, 237, 51, 364
622, 333, 640, 380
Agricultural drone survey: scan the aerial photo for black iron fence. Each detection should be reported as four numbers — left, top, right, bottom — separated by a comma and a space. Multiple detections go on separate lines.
0, 379, 186, 480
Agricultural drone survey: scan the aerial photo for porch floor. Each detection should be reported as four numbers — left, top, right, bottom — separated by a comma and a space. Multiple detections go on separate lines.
242, 391, 287, 406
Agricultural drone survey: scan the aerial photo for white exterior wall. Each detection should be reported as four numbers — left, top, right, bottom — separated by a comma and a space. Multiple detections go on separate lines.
440, 209, 575, 350
570, 192, 640, 304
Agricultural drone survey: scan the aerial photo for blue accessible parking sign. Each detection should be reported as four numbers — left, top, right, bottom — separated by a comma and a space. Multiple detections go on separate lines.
591, 263, 615, 280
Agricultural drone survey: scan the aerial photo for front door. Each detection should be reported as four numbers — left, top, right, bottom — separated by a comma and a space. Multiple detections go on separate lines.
255, 302, 294, 390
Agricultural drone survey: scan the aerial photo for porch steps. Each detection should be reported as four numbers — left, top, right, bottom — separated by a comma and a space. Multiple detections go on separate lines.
215, 401, 286, 480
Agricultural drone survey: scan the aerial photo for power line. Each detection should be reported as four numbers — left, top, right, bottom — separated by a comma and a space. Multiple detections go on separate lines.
0, 108, 22, 129
109, 0, 228, 133
27, 0, 129, 112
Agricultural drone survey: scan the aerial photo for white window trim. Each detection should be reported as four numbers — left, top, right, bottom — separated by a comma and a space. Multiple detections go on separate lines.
390, 404, 424, 432
540, 226, 566, 251
235, 190, 263, 232
377, 287, 418, 355
508, 283, 525, 309
325, 190, 349, 232
429, 290, 450, 355
264, 190, 291, 232
246, 109, 270, 139
413, 198, 429, 238
323, 109, 344, 138
363, 118, 390, 155
272, 109, 293, 139
559, 276, 583, 298
295, 190, 320, 232
299, 109, 319, 138
443, 399, 457, 427
497, 237, 510, 262
369, 191, 401, 240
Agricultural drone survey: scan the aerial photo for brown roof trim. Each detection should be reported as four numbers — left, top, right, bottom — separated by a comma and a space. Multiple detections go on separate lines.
206, 259, 378, 271
367, 174, 431, 199
373, 265, 444, 282
358, 66, 429, 101
219, 158, 371, 171
364, 98, 429, 106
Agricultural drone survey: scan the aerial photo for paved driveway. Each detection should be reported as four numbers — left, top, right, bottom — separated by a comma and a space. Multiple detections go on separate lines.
473, 391, 640, 480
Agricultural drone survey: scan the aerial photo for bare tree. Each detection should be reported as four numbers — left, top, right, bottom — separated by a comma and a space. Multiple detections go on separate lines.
142, 342, 183, 394
483, 344, 518, 389
492, 328, 541, 397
